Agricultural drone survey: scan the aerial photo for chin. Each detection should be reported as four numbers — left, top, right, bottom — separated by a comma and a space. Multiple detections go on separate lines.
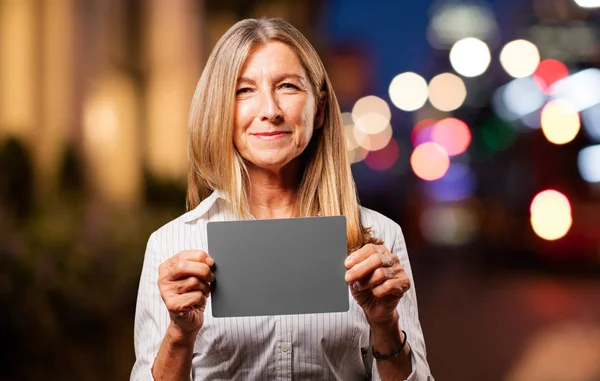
247, 153, 297, 171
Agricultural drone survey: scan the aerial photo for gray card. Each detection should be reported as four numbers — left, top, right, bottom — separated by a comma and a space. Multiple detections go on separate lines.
207, 215, 349, 318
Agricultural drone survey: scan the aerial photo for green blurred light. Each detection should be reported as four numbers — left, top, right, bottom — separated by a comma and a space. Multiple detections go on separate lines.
481, 116, 517, 152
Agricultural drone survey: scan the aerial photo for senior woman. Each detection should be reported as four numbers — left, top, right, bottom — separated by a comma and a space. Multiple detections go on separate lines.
131, 18, 433, 381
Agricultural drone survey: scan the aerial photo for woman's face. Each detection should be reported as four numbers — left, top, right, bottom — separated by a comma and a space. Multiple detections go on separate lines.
233, 41, 323, 172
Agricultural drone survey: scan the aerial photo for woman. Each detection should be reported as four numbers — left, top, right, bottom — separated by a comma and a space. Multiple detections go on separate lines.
132, 18, 433, 381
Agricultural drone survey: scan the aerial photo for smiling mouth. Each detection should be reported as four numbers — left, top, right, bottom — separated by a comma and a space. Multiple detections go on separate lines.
252, 131, 291, 140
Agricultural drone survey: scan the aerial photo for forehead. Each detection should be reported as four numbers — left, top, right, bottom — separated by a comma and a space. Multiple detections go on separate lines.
239, 41, 306, 78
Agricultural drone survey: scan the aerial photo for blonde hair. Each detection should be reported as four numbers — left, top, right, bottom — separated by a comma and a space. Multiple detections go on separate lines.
187, 18, 380, 251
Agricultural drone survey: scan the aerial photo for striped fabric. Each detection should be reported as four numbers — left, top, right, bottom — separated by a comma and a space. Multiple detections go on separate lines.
131, 191, 434, 381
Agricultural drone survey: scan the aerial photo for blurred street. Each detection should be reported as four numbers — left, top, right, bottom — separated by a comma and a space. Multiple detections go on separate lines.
1, 0, 600, 380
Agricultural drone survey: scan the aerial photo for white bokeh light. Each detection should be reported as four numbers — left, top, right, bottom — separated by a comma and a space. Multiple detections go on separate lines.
389, 72, 429, 112
500, 39, 540, 78
573, 0, 600, 8
578, 145, 600, 183
449, 37, 491, 77
351, 95, 391, 135
581, 103, 600, 141
503, 77, 546, 119
428, 3, 499, 49
550, 68, 600, 112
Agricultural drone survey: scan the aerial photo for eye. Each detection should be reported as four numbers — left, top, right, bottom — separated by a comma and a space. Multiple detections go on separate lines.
236, 87, 253, 95
279, 82, 300, 90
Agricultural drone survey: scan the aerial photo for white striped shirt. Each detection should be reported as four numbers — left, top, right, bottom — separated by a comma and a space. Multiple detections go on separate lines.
131, 191, 434, 381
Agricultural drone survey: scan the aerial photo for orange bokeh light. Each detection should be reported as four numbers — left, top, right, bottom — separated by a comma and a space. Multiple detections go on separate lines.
431, 118, 471, 156
530, 189, 572, 241
540, 99, 580, 145
410, 142, 450, 181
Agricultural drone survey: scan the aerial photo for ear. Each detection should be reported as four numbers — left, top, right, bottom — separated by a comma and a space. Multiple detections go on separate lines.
314, 91, 326, 130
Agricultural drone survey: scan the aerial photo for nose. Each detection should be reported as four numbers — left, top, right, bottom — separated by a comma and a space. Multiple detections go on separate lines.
258, 89, 283, 124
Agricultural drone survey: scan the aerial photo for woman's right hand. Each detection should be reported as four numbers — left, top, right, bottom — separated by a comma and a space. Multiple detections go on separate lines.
158, 250, 215, 334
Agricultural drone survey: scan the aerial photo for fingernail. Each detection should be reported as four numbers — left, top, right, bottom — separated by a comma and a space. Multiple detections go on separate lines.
345, 272, 352, 282
352, 281, 361, 291
344, 256, 354, 267
207, 256, 215, 266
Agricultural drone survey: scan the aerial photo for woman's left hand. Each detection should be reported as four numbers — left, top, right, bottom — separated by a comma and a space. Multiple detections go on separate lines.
344, 243, 411, 325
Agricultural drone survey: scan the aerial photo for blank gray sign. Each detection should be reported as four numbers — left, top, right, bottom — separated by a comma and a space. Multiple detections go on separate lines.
207, 215, 349, 318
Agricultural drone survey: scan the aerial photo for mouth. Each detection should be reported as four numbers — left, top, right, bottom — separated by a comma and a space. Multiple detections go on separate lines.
251, 131, 292, 140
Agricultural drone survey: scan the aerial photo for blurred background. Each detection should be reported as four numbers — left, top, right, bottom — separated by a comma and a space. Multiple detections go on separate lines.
1, 0, 600, 380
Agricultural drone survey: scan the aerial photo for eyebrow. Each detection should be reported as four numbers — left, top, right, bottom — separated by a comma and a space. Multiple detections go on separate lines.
237, 73, 307, 86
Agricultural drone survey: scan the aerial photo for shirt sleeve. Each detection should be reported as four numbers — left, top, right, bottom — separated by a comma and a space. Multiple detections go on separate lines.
371, 224, 435, 381
130, 233, 166, 381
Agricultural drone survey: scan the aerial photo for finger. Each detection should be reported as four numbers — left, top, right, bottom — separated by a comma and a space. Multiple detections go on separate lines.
174, 277, 212, 296
345, 252, 397, 283
380, 253, 396, 267
352, 266, 396, 292
169, 260, 215, 282
345, 244, 382, 269
165, 291, 207, 314
371, 277, 411, 298
177, 250, 215, 266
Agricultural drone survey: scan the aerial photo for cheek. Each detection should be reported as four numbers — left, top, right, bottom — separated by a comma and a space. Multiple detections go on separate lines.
234, 102, 257, 132
298, 105, 316, 140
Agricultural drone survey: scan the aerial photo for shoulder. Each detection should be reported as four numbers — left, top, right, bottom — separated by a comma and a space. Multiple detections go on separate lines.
359, 206, 405, 252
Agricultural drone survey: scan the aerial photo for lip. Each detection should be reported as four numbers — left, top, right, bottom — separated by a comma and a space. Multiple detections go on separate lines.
251, 131, 291, 140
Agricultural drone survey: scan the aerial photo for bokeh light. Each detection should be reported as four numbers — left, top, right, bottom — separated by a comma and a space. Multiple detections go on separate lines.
411, 119, 436, 146
533, 59, 569, 94
347, 146, 369, 164
499, 39, 540, 78
578, 145, 600, 183
422, 163, 476, 202
431, 117, 471, 156
530, 190, 572, 241
449, 37, 491, 77
389, 72, 429, 111
364, 138, 399, 171
501, 77, 546, 121
573, 0, 600, 8
420, 204, 479, 245
428, 73, 467, 112
427, 3, 499, 49
581, 103, 600, 141
410, 142, 450, 181
351, 95, 391, 134
540, 99, 580, 145
549, 68, 600, 112
355, 124, 393, 151
480, 116, 517, 153
84, 98, 119, 146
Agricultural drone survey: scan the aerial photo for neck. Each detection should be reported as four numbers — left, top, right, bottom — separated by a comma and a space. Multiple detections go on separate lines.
246, 160, 302, 219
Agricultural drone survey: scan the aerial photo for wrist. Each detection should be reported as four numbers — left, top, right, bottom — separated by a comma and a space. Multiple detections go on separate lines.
167, 321, 199, 348
368, 310, 399, 332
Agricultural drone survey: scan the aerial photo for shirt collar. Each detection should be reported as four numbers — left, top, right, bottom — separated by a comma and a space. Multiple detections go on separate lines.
182, 189, 228, 223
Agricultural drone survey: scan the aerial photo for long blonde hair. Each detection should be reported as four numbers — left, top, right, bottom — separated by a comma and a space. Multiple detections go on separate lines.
187, 18, 379, 251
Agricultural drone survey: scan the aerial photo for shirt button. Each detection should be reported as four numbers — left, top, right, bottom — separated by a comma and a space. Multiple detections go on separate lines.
281, 343, 290, 353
